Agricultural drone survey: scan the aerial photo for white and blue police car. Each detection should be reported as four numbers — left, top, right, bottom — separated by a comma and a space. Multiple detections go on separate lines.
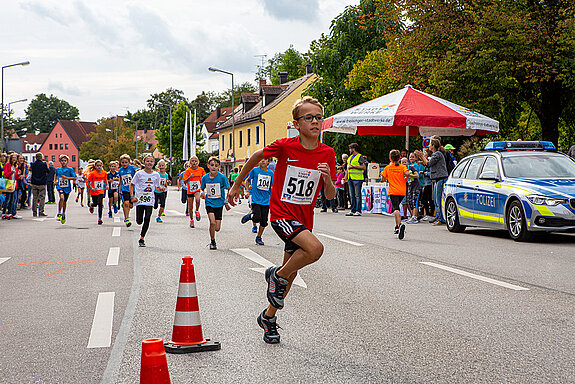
442, 141, 575, 241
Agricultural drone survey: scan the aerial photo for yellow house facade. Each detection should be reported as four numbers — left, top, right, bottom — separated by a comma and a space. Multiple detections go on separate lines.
216, 72, 316, 174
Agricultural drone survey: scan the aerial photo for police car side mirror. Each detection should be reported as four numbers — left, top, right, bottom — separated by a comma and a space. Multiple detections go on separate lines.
479, 171, 499, 181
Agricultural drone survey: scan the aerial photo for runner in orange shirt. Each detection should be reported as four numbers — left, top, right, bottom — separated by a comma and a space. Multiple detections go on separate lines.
182, 156, 206, 228
87, 159, 108, 225
380, 149, 412, 240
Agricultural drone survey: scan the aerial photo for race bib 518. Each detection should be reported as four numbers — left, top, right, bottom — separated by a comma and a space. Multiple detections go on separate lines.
280, 166, 320, 205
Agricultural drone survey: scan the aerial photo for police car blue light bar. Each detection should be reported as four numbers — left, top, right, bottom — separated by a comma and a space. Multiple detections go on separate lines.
483, 141, 556, 151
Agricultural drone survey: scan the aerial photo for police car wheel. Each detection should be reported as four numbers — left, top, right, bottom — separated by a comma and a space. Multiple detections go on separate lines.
446, 198, 465, 233
506, 200, 532, 242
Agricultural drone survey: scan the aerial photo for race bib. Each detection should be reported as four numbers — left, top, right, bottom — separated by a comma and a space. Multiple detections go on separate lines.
94, 180, 104, 191
189, 180, 201, 192
121, 174, 132, 186
58, 178, 70, 188
256, 175, 272, 191
138, 191, 154, 205
280, 165, 320, 205
160, 178, 167, 187
206, 183, 221, 199
110, 180, 119, 190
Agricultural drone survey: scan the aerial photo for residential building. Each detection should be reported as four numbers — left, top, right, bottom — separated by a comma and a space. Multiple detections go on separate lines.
201, 106, 235, 155
21, 131, 49, 163
39, 120, 97, 171
135, 128, 162, 159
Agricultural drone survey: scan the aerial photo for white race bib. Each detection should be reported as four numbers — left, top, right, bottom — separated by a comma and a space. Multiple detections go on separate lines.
138, 191, 154, 205
58, 178, 70, 188
280, 165, 321, 205
256, 174, 272, 191
94, 180, 104, 191
160, 178, 167, 187
189, 180, 201, 192
110, 180, 119, 190
121, 174, 132, 186
206, 183, 221, 199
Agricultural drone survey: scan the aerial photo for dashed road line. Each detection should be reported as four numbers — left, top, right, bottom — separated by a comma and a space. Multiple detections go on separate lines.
166, 209, 185, 216
0, 258, 10, 265
112, 227, 121, 237
114, 217, 121, 223
106, 247, 120, 266
231, 248, 307, 288
420, 262, 530, 291
317, 233, 364, 246
87, 292, 115, 348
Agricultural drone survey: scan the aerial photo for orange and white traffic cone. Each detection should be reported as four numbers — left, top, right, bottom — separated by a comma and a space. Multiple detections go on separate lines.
164, 256, 221, 354
140, 338, 171, 384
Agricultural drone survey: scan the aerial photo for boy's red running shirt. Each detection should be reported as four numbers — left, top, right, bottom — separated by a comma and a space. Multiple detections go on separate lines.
263, 137, 337, 230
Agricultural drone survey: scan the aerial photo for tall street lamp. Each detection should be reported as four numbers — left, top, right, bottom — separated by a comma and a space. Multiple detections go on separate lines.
6, 98, 28, 119
153, 101, 173, 175
2, 61, 30, 151
124, 117, 139, 158
208, 67, 234, 168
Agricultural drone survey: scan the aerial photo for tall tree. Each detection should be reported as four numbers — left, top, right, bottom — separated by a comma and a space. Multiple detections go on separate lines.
208, 82, 257, 109
265, 45, 306, 84
147, 88, 188, 130
154, 101, 204, 161
25, 93, 80, 133
79, 118, 138, 164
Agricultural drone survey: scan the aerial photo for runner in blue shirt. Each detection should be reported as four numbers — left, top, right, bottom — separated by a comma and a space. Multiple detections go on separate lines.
154, 159, 171, 222
118, 154, 137, 227
55, 155, 77, 224
200, 157, 230, 250
107, 161, 120, 218
241, 158, 274, 245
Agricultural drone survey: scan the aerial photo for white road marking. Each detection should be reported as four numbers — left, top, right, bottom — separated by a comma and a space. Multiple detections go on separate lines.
231, 248, 307, 288
114, 217, 121, 223
112, 227, 121, 237
0, 258, 10, 265
32, 217, 55, 222
87, 292, 115, 348
317, 233, 364, 247
166, 209, 185, 216
106, 247, 120, 266
420, 262, 530, 291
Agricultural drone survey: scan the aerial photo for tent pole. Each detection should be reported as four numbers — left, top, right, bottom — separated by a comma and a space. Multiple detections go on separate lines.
405, 126, 410, 151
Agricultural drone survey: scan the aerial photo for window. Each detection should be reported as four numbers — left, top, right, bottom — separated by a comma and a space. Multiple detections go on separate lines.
451, 159, 469, 179
49, 144, 53, 150
480, 157, 499, 178
256, 125, 260, 145
72, 155, 76, 162
229, 133, 232, 151
221, 134, 225, 151
52, 155, 56, 162
60, 144, 63, 150
247, 127, 251, 147
65, 144, 68, 150
463, 156, 485, 179
239, 130, 243, 148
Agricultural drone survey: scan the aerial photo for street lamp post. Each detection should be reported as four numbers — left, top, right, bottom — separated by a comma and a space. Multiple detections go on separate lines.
153, 101, 173, 176
124, 118, 139, 158
208, 67, 234, 169
1, 61, 30, 151
6, 99, 28, 119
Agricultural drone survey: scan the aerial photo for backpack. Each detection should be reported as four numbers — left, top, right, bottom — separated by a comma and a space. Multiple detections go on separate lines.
444, 152, 456, 174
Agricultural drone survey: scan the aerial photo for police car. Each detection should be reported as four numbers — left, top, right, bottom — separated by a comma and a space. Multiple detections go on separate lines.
442, 141, 575, 241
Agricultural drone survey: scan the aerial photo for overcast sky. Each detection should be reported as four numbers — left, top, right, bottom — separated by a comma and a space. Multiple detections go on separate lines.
2, 0, 358, 122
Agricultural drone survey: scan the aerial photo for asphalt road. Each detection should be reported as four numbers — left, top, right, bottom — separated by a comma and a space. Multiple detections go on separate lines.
1, 187, 575, 383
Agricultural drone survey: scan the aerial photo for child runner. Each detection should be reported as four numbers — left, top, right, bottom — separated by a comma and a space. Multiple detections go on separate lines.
178, 161, 189, 216
380, 150, 411, 239
55, 155, 77, 224
400, 157, 410, 220
118, 154, 137, 227
240, 158, 274, 245
228, 96, 336, 344
200, 157, 230, 250
76, 167, 86, 206
183, 156, 206, 228
130, 155, 164, 247
87, 159, 108, 225
154, 159, 170, 222
406, 152, 424, 224
107, 161, 120, 218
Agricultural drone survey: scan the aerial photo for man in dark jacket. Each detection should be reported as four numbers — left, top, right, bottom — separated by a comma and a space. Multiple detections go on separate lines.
46, 161, 56, 203
30, 153, 49, 217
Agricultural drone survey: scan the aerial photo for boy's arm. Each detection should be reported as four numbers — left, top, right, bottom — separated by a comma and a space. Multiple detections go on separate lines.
228, 149, 265, 205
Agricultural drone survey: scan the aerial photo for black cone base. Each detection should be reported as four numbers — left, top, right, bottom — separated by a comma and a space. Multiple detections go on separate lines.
164, 339, 221, 354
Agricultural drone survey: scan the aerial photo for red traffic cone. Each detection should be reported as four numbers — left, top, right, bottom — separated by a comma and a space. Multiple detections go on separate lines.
140, 338, 171, 384
164, 257, 221, 354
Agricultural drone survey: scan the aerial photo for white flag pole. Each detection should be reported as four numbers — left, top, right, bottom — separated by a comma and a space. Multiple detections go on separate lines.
191, 109, 197, 158
183, 109, 189, 160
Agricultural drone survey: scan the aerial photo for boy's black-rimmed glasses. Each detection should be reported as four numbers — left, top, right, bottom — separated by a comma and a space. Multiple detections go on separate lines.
295, 114, 324, 122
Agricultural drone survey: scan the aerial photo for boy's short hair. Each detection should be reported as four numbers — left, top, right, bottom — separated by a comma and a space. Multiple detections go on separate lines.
59, 154, 69, 161
208, 156, 220, 165
120, 154, 131, 162
109, 161, 116, 166
292, 96, 323, 120
390, 149, 401, 163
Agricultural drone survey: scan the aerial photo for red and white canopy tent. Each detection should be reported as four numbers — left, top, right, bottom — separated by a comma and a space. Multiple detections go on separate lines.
322, 85, 499, 150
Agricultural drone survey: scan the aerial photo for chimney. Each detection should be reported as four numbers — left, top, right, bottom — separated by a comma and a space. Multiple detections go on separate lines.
35, 130, 40, 135
259, 78, 266, 92
216, 106, 221, 119
279, 72, 288, 84
305, 63, 313, 75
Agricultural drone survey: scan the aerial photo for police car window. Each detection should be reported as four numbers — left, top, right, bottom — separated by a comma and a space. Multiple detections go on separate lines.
451, 159, 469, 179
480, 156, 499, 177
463, 156, 485, 180
502, 154, 575, 178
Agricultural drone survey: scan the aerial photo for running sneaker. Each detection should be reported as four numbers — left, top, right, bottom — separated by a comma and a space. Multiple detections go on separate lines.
195, 210, 201, 221
257, 309, 281, 344
255, 236, 264, 246
114, 205, 118, 214
406, 216, 419, 224
252, 225, 258, 233
393, 227, 399, 235
156, 217, 163, 223
75, 197, 79, 203
89, 206, 94, 214
353, 211, 362, 216
432, 221, 445, 226
56, 213, 62, 222
161, 212, 165, 216
265, 266, 289, 310
241, 211, 252, 224
12, 215, 22, 219
61, 214, 66, 224
125, 219, 132, 227
209, 240, 217, 250
139, 239, 146, 247
81, 203, 84, 207
108, 211, 113, 218
398, 223, 406, 240
185, 212, 189, 216
190, 219, 195, 228
98, 219, 103, 225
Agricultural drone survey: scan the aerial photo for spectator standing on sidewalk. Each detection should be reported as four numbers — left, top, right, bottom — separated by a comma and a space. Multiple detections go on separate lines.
420, 139, 448, 225
567, 144, 575, 159
30, 153, 49, 217
46, 161, 56, 204
341, 153, 349, 210
2, 153, 21, 219
345, 143, 367, 216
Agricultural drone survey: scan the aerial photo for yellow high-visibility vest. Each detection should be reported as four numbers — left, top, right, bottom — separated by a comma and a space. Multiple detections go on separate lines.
347, 153, 364, 180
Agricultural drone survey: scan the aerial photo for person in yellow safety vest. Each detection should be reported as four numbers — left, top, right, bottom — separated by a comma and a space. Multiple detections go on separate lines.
345, 142, 367, 216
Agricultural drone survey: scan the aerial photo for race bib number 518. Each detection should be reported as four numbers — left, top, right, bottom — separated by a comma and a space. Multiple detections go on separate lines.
280, 165, 320, 205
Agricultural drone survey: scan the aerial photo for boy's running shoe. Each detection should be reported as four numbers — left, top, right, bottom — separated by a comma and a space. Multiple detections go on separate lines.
195, 211, 201, 221
125, 219, 132, 227
252, 225, 258, 233
265, 266, 289, 310
156, 217, 163, 223
353, 211, 362, 216
114, 206, 118, 214
241, 211, 252, 224
75, 197, 79, 203
139, 239, 146, 247
393, 227, 399, 235
89, 206, 94, 214
98, 219, 103, 225
185, 212, 189, 216
255, 236, 264, 245
398, 223, 406, 240
81, 203, 84, 207
189, 219, 195, 228
257, 309, 281, 344
61, 214, 66, 224
56, 213, 62, 221
209, 240, 217, 250
108, 211, 113, 218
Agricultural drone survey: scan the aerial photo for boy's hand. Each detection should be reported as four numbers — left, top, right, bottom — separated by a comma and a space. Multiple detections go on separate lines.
227, 185, 240, 206
131, 196, 138, 203
317, 162, 331, 181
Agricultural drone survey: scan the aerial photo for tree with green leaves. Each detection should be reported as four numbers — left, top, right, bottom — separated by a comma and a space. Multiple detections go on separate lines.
25, 93, 80, 133
206, 82, 257, 109
264, 45, 306, 84
79, 118, 139, 164
147, 88, 188, 130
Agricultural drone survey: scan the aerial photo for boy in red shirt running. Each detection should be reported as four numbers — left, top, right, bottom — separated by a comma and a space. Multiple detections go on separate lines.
228, 96, 337, 344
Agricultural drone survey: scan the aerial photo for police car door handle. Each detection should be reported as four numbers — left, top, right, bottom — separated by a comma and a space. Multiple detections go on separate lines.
474, 185, 479, 190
